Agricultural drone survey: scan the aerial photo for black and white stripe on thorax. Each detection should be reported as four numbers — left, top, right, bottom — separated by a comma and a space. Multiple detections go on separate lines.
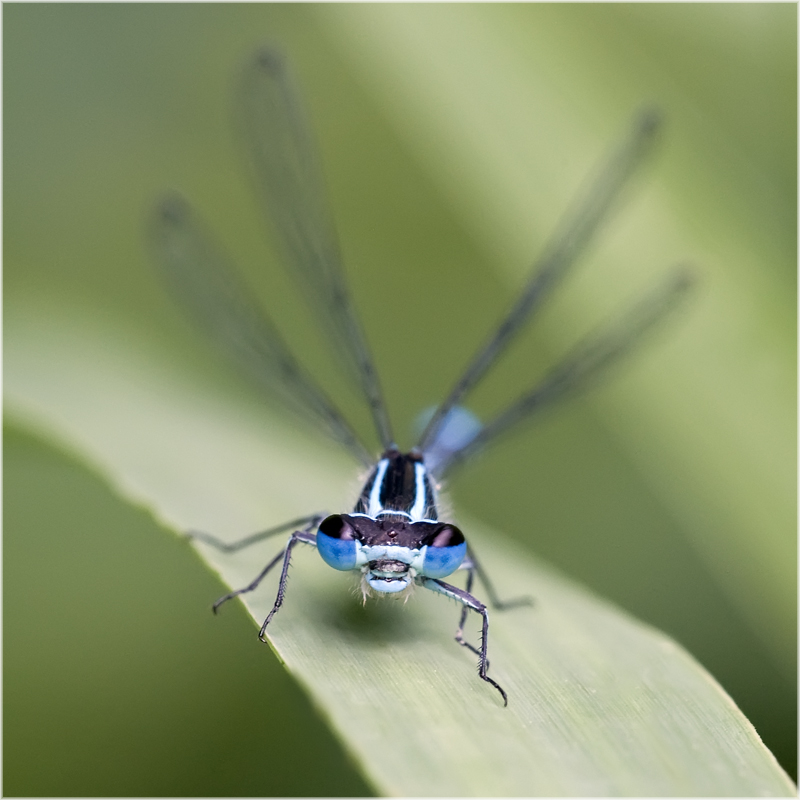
352, 449, 439, 523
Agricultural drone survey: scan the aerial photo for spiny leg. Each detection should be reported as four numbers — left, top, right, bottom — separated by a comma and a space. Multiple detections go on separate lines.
258, 530, 316, 641
186, 513, 324, 552
455, 546, 533, 658
454, 560, 482, 658
420, 577, 507, 706
205, 519, 319, 617
213, 548, 283, 614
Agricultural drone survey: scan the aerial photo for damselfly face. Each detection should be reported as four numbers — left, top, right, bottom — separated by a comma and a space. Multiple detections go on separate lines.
313, 447, 469, 595
316, 511, 467, 595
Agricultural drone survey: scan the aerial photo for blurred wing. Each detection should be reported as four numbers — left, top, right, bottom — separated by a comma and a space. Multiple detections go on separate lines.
418, 110, 663, 454
150, 194, 373, 467
237, 47, 394, 451
432, 268, 694, 478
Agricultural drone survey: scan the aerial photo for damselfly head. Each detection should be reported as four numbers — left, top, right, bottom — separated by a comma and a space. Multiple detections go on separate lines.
316, 512, 468, 596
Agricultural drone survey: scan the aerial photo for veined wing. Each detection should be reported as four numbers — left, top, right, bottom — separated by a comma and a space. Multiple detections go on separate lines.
431, 268, 694, 478
418, 110, 663, 454
237, 47, 394, 451
150, 194, 374, 468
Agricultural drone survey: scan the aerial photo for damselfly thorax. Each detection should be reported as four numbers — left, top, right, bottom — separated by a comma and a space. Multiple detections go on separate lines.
320, 449, 462, 597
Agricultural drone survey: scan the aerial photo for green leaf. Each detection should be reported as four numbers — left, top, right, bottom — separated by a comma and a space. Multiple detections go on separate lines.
5, 306, 793, 796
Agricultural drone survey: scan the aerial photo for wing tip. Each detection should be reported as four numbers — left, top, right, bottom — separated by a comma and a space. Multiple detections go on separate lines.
251, 44, 287, 78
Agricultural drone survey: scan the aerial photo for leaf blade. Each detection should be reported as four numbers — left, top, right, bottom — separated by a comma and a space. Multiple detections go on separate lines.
5, 306, 794, 797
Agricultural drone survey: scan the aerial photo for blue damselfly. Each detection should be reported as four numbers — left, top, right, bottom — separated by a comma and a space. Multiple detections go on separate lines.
151, 47, 690, 705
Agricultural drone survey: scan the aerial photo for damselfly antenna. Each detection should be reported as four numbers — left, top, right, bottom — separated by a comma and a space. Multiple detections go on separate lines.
151, 46, 691, 707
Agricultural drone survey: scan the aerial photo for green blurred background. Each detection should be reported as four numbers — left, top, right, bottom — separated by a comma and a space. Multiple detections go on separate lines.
4, 4, 796, 795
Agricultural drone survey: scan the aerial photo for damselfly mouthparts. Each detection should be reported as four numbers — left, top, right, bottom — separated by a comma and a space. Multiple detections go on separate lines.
152, 47, 691, 706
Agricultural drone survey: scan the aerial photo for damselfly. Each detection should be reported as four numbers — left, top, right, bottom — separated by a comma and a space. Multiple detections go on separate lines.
152, 48, 691, 705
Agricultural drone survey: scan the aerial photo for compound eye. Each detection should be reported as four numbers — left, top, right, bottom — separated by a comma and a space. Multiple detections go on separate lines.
421, 524, 467, 579
316, 515, 358, 571
318, 514, 356, 540
430, 524, 465, 548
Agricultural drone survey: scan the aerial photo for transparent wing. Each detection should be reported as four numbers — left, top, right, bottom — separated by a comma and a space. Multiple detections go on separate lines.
431, 267, 694, 478
237, 47, 394, 451
150, 194, 374, 468
417, 110, 663, 454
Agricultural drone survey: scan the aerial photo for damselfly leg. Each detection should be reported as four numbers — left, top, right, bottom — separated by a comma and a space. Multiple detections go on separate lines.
420, 576, 508, 705
454, 547, 533, 659
256, 528, 318, 641
190, 516, 322, 621
187, 513, 324, 552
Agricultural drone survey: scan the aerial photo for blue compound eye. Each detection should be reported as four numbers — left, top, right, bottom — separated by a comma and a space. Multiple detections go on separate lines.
421, 524, 467, 579
316, 515, 358, 571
